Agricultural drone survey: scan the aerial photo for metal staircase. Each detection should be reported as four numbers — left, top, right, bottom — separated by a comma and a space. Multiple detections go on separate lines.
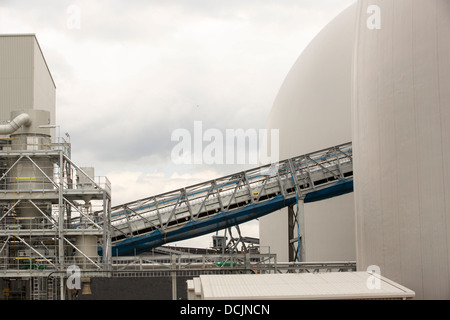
107, 142, 353, 256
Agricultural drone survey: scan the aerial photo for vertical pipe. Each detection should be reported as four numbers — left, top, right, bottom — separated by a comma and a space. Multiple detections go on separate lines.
171, 255, 177, 300
58, 150, 65, 300
102, 193, 111, 272
297, 198, 305, 262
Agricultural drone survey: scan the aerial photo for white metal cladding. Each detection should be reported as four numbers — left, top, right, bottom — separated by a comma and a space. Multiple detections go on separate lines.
352, 0, 450, 300
0, 35, 55, 130
0, 35, 34, 120
189, 272, 415, 300
261, 3, 357, 263
32, 35, 56, 119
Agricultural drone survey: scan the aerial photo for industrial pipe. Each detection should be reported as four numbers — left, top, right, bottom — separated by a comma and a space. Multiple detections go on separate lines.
0, 113, 31, 135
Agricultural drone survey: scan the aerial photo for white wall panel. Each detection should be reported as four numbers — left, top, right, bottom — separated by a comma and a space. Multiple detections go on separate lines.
32, 36, 56, 126
0, 35, 34, 121
0, 34, 55, 136
0, 35, 55, 117
352, 0, 450, 299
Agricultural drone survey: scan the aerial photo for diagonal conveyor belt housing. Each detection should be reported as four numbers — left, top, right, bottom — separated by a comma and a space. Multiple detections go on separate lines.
107, 142, 353, 256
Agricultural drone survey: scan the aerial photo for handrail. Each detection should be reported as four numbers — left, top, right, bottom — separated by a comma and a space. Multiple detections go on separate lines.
108, 142, 353, 256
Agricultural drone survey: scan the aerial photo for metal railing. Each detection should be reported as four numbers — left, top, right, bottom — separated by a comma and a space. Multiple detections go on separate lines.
109, 142, 353, 254
109, 253, 356, 278
0, 154, 111, 197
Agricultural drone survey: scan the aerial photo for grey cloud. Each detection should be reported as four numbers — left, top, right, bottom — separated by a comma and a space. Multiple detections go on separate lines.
2, 0, 356, 174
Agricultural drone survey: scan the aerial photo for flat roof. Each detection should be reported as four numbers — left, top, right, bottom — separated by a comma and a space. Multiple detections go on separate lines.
188, 272, 415, 300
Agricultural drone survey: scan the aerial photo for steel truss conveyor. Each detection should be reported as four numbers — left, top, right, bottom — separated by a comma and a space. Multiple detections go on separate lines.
107, 142, 353, 256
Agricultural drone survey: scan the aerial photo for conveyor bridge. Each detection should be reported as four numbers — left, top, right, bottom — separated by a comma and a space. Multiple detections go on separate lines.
108, 142, 353, 256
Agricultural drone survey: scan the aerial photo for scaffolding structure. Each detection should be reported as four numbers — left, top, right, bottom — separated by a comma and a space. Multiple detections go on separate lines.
0, 125, 112, 300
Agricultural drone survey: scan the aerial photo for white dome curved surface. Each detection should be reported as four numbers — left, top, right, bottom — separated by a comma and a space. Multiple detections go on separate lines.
260, 3, 357, 262
353, 0, 450, 299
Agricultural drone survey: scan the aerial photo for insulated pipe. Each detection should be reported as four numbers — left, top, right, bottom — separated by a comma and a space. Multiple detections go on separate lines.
0, 113, 31, 135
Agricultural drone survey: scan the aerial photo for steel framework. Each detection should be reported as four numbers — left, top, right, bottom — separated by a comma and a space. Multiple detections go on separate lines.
0, 139, 353, 300
0, 136, 111, 300
108, 142, 353, 260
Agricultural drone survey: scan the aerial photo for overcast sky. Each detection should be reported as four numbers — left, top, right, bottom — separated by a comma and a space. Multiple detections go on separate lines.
0, 0, 355, 248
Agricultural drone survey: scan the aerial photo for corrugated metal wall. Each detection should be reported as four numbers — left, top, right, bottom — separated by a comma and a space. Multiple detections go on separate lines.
32, 36, 56, 126
0, 35, 34, 121
0, 35, 55, 126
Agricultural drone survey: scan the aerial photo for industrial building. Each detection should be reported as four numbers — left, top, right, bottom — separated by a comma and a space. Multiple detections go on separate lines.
0, 34, 112, 299
0, 34, 356, 300
0, 0, 449, 301
352, 0, 450, 300
261, 0, 450, 300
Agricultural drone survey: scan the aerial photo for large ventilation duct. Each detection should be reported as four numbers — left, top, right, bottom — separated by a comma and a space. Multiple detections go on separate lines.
0, 113, 31, 135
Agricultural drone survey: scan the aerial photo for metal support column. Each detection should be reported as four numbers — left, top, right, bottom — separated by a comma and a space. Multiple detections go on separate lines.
287, 157, 306, 263
171, 255, 177, 300
103, 192, 112, 272
288, 198, 305, 263
58, 151, 65, 300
